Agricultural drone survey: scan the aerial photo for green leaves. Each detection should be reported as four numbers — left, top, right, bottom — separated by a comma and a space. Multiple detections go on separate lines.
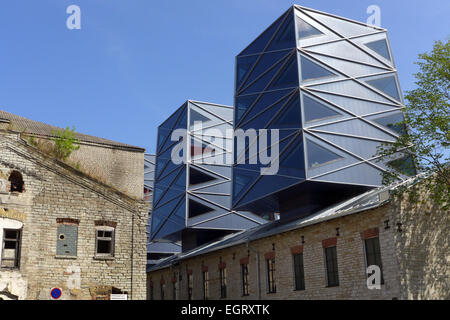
377, 40, 450, 209
52, 126, 80, 160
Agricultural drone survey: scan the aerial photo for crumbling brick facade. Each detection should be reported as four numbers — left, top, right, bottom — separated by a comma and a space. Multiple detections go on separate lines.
0, 131, 148, 300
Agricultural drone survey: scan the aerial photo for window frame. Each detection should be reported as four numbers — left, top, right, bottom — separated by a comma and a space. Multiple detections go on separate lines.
219, 267, 227, 299
241, 263, 250, 296
364, 237, 385, 285
160, 282, 165, 300
1, 228, 22, 269
292, 253, 305, 291
187, 272, 193, 300
202, 270, 209, 300
324, 246, 339, 287
94, 226, 115, 258
266, 258, 277, 294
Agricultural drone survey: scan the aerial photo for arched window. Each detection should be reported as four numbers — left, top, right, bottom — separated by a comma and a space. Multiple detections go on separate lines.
8, 171, 24, 193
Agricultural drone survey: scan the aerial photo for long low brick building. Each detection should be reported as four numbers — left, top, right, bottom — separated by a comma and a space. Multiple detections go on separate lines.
147, 180, 449, 300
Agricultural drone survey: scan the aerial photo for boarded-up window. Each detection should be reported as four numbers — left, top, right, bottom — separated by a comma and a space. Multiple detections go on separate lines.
56, 224, 78, 257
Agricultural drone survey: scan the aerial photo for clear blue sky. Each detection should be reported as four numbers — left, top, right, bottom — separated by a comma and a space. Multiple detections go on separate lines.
0, 0, 448, 153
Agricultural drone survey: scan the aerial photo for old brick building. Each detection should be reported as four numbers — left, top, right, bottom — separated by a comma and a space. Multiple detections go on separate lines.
147, 181, 449, 300
0, 111, 148, 300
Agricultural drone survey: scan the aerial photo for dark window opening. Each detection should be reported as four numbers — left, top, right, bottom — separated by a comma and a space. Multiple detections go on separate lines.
202, 271, 209, 300
220, 268, 227, 298
266, 258, 276, 294
293, 253, 305, 291
172, 280, 177, 300
95, 229, 115, 257
365, 237, 384, 284
160, 283, 165, 300
188, 199, 214, 218
325, 246, 339, 287
241, 264, 250, 296
1, 229, 21, 269
189, 167, 216, 186
9, 171, 24, 193
187, 273, 193, 300
148, 284, 153, 300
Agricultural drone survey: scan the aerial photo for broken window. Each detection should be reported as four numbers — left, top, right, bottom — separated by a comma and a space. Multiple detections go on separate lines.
95, 227, 115, 257
8, 171, 24, 193
1, 229, 22, 268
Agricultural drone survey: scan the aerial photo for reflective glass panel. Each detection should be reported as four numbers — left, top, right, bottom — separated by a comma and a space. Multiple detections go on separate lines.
365, 76, 400, 101
296, 17, 323, 39
307, 140, 343, 169
365, 39, 391, 61
303, 95, 341, 123
300, 56, 336, 81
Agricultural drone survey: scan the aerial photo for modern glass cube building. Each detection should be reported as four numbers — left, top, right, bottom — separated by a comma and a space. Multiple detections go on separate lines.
151, 100, 267, 249
232, 5, 410, 217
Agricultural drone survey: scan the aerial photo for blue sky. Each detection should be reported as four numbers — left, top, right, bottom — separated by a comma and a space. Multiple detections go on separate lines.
0, 0, 448, 153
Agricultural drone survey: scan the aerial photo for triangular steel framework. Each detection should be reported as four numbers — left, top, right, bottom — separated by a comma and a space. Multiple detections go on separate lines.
151, 101, 267, 241
232, 5, 411, 215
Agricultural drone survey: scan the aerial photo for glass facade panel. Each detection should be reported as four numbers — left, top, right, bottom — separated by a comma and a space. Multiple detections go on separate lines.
303, 95, 341, 123
239, 13, 286, 56
372, 112, 406, 134
296, 17, 323, 39
240, 89, 295, 126
266, 14, 296, 51
189, 109, 211, 129
235, 94, 259, 125
188, 199, 214, 218
243, 50, 292, 87
241, 62, 284, 95
307, 140, 343, 169
268, 54, 299, 90
236, 55, 259, 88
189, 167, 216, 185
268, 93, 301, 129
301, 56, 336, 81
365, 75, 400, 101
365, 39, 391, 61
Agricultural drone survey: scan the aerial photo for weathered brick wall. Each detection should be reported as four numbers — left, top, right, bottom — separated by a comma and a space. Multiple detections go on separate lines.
0, 132, 148, 300
68, 144, 144, 200
392, 190, 449, 300
148, 205, 403, 300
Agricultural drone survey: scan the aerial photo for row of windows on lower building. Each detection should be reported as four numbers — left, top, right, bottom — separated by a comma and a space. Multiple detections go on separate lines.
0, 219, 118, 269
148, 235, 383, 299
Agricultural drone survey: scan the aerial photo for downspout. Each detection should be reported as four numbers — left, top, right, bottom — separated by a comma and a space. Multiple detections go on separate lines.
130, 212, 135, 300
246, 240, 261, 300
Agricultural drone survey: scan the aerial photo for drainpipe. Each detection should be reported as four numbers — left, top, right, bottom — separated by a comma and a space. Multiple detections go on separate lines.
246, 240, 261, 300
130, 212, 135, 300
